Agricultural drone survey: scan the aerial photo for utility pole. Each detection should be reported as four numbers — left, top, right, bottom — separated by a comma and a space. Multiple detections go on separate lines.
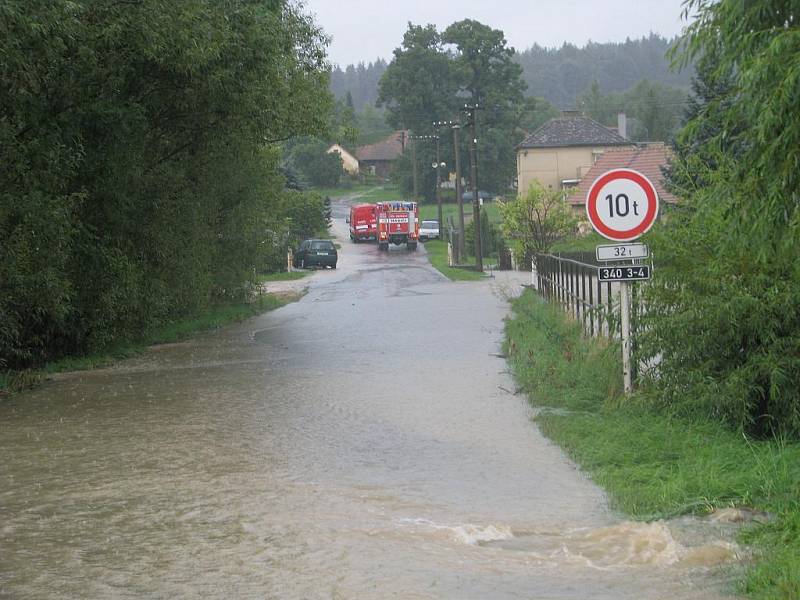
434, 120, 464, 258
435, 132, 443, 237
451, 122, 465, 261
408, 134, 436, 201
464, 104, 482, 272
411, 136, 418, 200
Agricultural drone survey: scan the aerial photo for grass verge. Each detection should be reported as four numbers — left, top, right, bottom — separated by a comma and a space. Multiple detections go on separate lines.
257, 271, 310, 283
550, 231, 607, 253
419, 202, 501, 225
309, 183, 374, 198
423, 240, 485, 281
357, 184, 402, 203
1, 292, 297, 395
505, 290, 800, 599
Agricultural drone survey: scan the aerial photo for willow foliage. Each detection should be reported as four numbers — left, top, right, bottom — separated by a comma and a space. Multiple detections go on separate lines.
640, 0, 800, 437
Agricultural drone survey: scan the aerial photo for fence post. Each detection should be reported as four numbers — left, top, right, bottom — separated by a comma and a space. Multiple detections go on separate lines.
581, 266, 587, 334
589, 269, 595, 336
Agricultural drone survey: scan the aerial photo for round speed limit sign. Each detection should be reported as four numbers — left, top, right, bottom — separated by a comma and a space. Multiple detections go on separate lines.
586, 169, 659, 241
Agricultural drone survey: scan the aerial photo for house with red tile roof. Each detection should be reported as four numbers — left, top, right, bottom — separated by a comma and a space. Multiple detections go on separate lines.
355, 131, 408, 179
565, 143, 677, 217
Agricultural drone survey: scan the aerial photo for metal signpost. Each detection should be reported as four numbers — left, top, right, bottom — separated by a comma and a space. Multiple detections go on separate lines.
586, 169, 659, 394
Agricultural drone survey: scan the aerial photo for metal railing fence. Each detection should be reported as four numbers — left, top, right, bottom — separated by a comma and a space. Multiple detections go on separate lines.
532, 253, 622, 338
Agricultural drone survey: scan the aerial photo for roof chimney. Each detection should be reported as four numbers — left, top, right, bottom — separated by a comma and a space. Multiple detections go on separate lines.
617, 111, 627, 139
561, 110, 581, 118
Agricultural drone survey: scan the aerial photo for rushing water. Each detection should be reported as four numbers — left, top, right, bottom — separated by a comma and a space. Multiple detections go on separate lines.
0, 210, 743, 599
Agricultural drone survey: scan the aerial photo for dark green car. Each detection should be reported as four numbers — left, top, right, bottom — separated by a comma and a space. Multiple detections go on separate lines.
293, 239, 337, 269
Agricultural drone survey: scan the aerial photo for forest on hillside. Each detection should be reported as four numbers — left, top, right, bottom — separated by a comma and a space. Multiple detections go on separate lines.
330, 34, 692, 110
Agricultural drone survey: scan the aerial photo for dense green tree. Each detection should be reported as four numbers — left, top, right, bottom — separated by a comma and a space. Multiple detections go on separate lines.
578, 79, 686, 142
516, 34, 693, 107
379, 20, 528, 195
289, 140, 343, 188
517, 96, 560, 134
377, 23, 459, 132
443, 19, 526, 108
354, 105, 394, 146
499, 181, 577, 267
330, 59, 388, 110
664, 56, 740, 195
331, 35, 692, 112
443, 19, 527, 192
0, 0, 332, 366
640, 0, 800, 437
624, 80, 687, 142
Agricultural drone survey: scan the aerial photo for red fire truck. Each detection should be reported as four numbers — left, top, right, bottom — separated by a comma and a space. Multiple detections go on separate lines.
348, 203, 377, 242
375, 201, 419, 251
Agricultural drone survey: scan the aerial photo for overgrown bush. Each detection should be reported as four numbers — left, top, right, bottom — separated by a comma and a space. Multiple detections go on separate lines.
0, 1, 331, 368
639, 1, 800, 438
287, 140, 343, 187
465, 210, 504, 259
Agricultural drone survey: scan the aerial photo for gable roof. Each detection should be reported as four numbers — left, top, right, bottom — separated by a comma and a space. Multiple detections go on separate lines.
566, 143, 678, 207
518, 116, 630, 149
326, 143, 358, 162
355, 131, 407, 162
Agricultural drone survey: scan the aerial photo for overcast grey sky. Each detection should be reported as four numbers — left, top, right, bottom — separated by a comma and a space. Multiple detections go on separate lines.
303, 0, 691, 67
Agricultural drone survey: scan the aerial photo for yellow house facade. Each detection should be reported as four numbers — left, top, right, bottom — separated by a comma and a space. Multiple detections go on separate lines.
516, 114, 632, 195
326, 144, 360, 175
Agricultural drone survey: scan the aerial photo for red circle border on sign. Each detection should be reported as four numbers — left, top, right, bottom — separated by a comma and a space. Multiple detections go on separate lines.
586, 168, 659, 241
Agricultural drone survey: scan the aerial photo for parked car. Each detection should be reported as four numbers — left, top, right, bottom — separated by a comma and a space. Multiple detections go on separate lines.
419, 220, 440, 241
293, 239, 337, 269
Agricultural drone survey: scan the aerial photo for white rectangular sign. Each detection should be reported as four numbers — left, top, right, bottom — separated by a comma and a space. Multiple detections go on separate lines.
596, 243, 649, 261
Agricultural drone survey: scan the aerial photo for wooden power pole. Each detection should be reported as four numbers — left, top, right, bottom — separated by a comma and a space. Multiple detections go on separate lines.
452, 123, 465, 261
434, 130, 443, 236
411, 136, 419, 200
464, 104, 482, 272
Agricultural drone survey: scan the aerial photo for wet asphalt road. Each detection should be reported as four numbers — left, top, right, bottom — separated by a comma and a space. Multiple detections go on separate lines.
0, 198, 740, 599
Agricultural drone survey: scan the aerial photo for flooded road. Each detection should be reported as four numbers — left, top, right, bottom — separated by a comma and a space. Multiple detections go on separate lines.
1, 201, 741, 598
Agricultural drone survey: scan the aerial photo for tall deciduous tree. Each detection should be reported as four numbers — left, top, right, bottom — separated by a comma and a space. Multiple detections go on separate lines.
377, 24, 458, 132
443, 19, 527, 192
578, 79, 686, 142
0, 0, 332, 367
640, 0, 800, 438
499, 181, 577, 267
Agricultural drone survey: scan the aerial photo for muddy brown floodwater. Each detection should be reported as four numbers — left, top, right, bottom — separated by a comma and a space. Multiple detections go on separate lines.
0, 200, 743, 599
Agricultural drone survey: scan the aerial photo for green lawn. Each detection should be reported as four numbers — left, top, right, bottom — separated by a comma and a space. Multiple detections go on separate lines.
505, 291, 800, 600
550, 231, 607, 253
309, 183, 403, 203
309, 183, 374, 199
355, 184, 403, 203
257, 271, 310, 283
419, 202, 501, 226
423, 240, 484, 281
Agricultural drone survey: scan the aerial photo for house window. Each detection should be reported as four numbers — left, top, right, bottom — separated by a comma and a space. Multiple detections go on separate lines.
561, 179, 580, 189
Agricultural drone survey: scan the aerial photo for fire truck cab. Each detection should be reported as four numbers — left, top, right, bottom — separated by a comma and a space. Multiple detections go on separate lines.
375, 201, 419, 251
